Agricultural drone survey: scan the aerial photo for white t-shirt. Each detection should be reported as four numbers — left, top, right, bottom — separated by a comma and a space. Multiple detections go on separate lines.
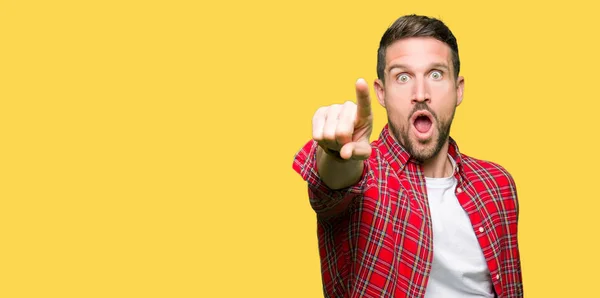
424, 156, 494, 298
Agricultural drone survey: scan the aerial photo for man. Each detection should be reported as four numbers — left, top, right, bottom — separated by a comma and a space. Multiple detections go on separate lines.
292, 15, 523, 297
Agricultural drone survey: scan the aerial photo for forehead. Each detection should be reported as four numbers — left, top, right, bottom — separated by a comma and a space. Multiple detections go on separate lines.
385, 37, 452, 71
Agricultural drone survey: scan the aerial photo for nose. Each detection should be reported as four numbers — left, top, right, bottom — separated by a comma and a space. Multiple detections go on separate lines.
411, 77, 431, 104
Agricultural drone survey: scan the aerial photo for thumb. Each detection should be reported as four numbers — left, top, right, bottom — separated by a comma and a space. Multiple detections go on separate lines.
340, 141, 372, 160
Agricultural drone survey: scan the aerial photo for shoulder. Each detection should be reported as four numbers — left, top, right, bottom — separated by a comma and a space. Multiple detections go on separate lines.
459, 153, 517, 189
460, 153, 520, 216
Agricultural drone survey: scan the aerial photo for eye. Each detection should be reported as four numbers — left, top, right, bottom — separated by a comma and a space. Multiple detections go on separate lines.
430, 70, 443, 80
397, 74, 410, 83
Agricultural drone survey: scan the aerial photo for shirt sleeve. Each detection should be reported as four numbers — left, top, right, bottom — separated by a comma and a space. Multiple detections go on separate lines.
500, 168, 524, 297
292, 139, 369, 218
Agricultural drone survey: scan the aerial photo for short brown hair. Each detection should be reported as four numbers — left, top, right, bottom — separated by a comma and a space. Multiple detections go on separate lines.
377, 15, 460, 82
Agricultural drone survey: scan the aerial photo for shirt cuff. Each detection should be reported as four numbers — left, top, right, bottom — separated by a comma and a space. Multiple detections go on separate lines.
292, 140, 368, 216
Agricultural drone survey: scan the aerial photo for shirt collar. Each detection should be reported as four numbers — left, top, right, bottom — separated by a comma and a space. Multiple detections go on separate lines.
376, 124, 464, 174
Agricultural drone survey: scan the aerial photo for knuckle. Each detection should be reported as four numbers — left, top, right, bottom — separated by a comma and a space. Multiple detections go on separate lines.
313, 107, 327, 120
336, 127, 352, 143
312, 115, 323, 125
328, 105, 342, 116
322, 129, 335, 141
344, 102, 357, 115
312, 131, 322, 141
336, 125, 351, 138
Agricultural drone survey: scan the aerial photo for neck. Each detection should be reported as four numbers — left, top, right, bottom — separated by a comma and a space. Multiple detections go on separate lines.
422, 141, 452, 178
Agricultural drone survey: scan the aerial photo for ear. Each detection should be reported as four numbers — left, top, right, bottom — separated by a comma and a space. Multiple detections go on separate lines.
374, 79, 386, 108
456, 76, 465, 106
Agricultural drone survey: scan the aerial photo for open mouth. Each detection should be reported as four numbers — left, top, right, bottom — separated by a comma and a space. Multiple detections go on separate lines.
410, 111, 434, 139
414, 115, 432, 133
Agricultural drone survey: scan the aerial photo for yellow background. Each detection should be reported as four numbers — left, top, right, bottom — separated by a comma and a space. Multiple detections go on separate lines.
1, 0, 597, 297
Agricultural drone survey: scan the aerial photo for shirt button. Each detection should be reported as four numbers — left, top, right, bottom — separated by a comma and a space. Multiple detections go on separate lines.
456, 187, 463, 193
496, 274, 500, 280
479, 227, 484, 233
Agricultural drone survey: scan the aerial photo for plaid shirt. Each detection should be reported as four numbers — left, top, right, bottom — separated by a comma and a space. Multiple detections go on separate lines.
293, 125, 523, 298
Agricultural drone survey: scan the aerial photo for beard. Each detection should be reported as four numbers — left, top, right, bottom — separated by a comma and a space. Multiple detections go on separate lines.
388, 102, 455, 163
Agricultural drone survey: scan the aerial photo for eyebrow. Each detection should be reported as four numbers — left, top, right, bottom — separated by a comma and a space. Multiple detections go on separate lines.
388, 63, 450, 72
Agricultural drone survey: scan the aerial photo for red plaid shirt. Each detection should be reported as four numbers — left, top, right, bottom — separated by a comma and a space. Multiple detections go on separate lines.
293, 125, 523, 297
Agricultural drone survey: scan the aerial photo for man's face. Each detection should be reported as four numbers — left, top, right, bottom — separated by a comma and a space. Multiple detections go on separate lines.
375, 37, 464, 162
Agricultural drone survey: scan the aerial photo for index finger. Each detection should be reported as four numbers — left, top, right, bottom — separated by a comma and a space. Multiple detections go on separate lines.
355, 78, 372, 119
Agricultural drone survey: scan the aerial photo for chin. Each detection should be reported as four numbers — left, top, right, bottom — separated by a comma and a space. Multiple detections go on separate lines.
410, 143, 438, 162
389, 120, 446, 162
407, 132, 445, 162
